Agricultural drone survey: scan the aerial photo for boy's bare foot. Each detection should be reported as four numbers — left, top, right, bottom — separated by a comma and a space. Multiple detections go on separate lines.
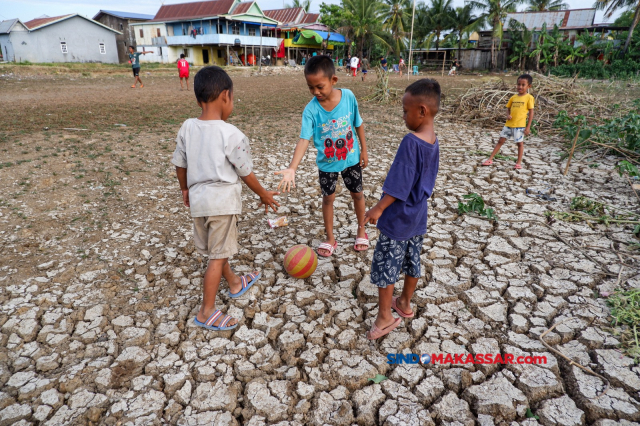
196, 309, 238, 327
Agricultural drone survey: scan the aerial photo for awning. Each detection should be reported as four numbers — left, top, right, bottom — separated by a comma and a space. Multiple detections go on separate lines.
292, 29, 347, 45
234, 20, 277, 27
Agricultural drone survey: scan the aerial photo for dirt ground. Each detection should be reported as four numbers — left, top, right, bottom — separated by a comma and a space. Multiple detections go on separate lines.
0, 66, 639, 425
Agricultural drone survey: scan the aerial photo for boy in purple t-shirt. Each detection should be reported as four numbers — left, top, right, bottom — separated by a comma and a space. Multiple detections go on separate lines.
361, 79, 441, 340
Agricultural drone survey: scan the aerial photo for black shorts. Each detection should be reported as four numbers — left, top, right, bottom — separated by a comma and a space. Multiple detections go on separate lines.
132, 67, 140, 77
318, 163, 363, 196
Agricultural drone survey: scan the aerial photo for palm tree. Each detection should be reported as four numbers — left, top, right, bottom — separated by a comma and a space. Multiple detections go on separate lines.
341, 0, 390, 55
594, 0, 640, 56
414, 3, 438, 50
382, 0, 411, 57
420, 0, 455, 50
527, 0, 569, 11
469, 0, 525, 70
286, 0, 312, 12
446, 5, 482, 60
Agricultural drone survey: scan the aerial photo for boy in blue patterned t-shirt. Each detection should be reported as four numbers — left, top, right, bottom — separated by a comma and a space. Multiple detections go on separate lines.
362, 79, 441, 340
276, 56, 370, 257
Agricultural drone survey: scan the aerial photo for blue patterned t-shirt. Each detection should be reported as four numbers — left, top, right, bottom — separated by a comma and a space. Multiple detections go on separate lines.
300, 89, 363, 173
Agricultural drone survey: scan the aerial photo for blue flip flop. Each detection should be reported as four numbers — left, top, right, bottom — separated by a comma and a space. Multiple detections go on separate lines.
193, 310, 237, 331
228, 271, 261, 299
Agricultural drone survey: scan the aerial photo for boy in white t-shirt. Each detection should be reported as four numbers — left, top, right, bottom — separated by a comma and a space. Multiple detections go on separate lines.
172, 66, 279, 331
350, 55, 359, 78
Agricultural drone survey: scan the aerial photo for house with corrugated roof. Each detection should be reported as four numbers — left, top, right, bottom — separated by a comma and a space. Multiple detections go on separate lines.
93, 10, 155, 63
263, 7, 346, 62
131, 0, 279, 66
0, 14, 120, 63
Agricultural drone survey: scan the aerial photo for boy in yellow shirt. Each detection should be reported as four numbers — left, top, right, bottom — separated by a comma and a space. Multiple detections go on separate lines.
482, 74, 534, 170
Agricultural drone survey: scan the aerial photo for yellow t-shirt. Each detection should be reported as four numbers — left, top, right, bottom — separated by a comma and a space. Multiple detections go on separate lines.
505, 93, 534, 128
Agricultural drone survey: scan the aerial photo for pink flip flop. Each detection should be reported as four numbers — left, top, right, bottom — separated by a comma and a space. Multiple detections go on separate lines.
317, 241, 338, 257
354, 232, 369, 252
514, 163, 522, 170
391, 297, 414, 318
366, 317, 402, 340
481, 159, 493, 166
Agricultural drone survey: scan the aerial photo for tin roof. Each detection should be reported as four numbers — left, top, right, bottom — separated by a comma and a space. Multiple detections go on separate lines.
231, 1, 253, 14
150, 0, 236, 22
301, 13, 319, 24
264, 7, 304, 24
93, 10, 155, 21
505, 8, 595, 30
0, 18, 21, 34
24, 14, 74, 30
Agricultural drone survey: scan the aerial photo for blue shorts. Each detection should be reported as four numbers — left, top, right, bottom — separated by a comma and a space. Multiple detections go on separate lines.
370, 233, 423, 288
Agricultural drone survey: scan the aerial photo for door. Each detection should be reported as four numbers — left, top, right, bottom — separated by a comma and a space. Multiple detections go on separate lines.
202, 49, 209, 64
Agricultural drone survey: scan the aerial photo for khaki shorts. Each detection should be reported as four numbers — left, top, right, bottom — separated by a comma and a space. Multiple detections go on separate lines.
193, 215, 238, 259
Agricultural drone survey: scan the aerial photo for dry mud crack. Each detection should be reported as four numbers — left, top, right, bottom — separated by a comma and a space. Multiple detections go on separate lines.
0, 73, 639, 426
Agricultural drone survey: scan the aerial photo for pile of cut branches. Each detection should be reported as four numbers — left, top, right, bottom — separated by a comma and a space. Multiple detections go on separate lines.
442, 72, 601, 135
364, 67, 403, 104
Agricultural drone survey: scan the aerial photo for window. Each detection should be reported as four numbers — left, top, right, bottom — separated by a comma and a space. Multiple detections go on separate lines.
156, 28, 161, 37
232, 26, 239, 35
120, 23, 123, 31
60, 42, 68, 53
139, 29, 144, 38
248, 28, 256, 36
158, 47, 162, 56
99, 43, 106, 54
183, 49, 188, 57
217, 49, 222, 58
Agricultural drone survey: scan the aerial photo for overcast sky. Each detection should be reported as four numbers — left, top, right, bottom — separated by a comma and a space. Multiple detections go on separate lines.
0, 0, 620, 25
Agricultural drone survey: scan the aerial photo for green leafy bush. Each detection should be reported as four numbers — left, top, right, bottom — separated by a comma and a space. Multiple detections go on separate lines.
550, 59, 640, 80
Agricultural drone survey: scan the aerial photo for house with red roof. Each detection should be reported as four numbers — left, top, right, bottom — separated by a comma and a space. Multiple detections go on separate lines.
131, 0, 279, 66
0, 14, 121, 63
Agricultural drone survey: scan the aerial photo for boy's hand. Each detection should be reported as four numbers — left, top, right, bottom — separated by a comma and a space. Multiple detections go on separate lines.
259, 191, 280, 214
524, 128, 531, 136
181, 189, 190, 207
360, 150, 369, 168
274, 168, 295, 192
507, 115, 512, 120
362, 206, 382, 226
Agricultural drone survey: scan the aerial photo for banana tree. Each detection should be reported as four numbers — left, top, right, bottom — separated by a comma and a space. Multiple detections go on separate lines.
564, 44, 585, 63
528, 22, 546, 71
507, 19, 532, 70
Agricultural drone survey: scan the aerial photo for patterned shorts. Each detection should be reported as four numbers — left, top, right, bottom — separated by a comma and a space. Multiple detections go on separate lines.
318, 163, 363, 196
499, 126, 525, 143
370, 233, 423, 288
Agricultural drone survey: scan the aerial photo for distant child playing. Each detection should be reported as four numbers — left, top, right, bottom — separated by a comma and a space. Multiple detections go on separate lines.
361, 78, 441, 340
178, 53, 190, 90
361, 55, 370, 82
172, 66, 280, 331
276, 55, 370, 257
128, 46, 153, 88
482, 74, 534, 170
350, 54, 359, 78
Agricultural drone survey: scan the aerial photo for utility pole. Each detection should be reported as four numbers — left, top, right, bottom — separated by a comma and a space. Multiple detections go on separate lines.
259, 16, 263, 72
408, 0, 416, 81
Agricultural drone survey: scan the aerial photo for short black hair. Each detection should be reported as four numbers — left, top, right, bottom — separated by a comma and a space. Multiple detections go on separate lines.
304, 55, 335, 78
180, 53, 185, 58
194, 66, 233, 103
405, 78, 441, 114
518, 74, 533, 85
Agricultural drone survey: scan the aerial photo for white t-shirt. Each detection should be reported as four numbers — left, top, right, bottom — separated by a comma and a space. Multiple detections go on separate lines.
172, 119, 253, 217
350, 57, 359, 68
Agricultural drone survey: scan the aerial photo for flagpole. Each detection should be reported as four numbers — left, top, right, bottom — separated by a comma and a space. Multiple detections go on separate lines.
408, 0, 416, 81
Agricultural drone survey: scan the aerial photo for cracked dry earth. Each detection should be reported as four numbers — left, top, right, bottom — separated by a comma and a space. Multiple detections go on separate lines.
1, 72, 640, 426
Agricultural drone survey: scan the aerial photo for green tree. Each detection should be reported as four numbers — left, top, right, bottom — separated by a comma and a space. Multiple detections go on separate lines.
319, 3, 347, 54
382, 0, 411, 57
594, 0, 640, 55
286, 0, 312, 12
526, 0, 569, 11
507, 19, 533, 70
341, 0, 390, 55
446, 5, 482, 60
419, 0, 456, 50
469, 0, 524, 70
414, 3, 438, 51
